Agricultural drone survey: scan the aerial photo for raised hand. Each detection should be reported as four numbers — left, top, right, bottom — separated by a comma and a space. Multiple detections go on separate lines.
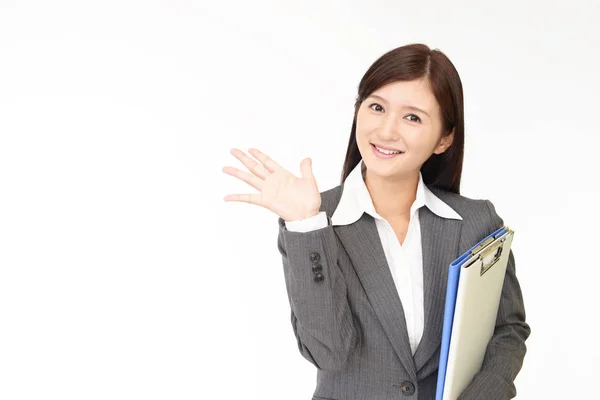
222, 148, 322, 222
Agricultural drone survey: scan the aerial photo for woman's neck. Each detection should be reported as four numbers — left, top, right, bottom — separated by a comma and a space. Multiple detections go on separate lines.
364, 167, 419, 220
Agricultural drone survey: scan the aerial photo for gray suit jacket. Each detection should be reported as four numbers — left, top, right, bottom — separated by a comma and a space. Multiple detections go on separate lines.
277, 182, 530, 400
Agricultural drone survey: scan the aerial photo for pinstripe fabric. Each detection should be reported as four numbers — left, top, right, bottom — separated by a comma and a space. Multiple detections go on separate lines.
277, 182, 530, 400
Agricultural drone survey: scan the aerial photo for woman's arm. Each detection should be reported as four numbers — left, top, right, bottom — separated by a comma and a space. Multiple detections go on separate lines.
277, 214, 360, 372
457, 200, 531, 400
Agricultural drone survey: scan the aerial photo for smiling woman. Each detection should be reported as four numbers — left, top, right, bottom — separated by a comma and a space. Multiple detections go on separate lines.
223, 43, 529, 400
346, 57, 463, 196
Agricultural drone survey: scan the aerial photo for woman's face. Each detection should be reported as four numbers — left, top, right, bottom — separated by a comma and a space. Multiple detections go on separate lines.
355, 78, 453, 180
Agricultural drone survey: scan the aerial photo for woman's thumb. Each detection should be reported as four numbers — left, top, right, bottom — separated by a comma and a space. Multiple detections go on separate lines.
300, 157, 313, 180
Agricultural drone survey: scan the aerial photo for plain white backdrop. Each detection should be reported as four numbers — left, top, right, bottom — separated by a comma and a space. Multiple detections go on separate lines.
1, 0, 599, 398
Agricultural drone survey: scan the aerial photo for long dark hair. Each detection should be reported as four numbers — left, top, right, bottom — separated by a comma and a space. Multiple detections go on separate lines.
341, 43, 465, 194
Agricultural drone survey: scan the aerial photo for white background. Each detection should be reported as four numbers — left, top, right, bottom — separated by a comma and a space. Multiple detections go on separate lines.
1, 0, 599, 399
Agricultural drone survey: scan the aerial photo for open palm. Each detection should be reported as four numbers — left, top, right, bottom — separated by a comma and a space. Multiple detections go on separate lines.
222, 148, 322, 222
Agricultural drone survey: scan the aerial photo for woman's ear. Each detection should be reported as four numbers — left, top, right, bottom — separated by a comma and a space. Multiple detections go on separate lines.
433, 128, 455, 155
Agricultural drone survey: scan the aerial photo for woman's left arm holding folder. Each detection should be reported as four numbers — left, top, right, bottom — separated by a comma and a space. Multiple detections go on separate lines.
457, 200, 532, 400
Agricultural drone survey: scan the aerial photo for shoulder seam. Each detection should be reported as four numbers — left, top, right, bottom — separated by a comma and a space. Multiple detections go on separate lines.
484, 199, 503, 230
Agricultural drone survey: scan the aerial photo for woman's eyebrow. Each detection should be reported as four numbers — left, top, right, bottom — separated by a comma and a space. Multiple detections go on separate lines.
367, 94, 430, 118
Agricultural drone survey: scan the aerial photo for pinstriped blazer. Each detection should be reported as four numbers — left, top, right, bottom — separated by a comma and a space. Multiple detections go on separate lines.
277, 181, 530, 400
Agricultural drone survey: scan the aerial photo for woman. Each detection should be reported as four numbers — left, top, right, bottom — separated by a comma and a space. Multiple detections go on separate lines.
222, 43, 530, 400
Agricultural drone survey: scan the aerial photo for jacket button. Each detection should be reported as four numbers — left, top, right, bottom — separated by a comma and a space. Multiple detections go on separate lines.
400, 381, 415, 395
310, 252, 320, 263
312, 264, 323, 273
314, 273, 324, 283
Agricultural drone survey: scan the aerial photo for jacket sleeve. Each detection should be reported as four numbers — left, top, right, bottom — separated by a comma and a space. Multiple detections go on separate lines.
277, 214, 360, 371
458, 200, 532, 400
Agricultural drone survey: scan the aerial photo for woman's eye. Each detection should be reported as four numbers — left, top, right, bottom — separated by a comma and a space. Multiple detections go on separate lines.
406, 114, 421, 123
369, 103, 383, 112
368, 104, 421, 123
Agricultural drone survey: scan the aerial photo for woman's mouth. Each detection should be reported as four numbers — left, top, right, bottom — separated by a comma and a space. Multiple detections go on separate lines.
371, 144, 404, 158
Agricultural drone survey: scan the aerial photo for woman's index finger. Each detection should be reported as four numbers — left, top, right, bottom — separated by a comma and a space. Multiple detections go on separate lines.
248, 148, 281, 172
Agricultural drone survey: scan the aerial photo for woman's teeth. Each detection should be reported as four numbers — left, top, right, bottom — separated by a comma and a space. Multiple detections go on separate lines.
375, 145, 402, 155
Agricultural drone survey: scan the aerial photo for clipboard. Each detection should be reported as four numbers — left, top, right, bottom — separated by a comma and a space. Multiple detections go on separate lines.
435, 226, 515, 400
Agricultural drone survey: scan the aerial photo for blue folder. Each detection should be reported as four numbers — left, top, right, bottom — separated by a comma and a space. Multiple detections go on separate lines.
435, 227, 508, 400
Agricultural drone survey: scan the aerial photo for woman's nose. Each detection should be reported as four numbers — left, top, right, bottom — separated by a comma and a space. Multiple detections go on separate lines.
378, 116, 401, 140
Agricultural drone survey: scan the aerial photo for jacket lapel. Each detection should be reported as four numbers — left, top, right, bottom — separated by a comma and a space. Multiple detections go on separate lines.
413, 205, 462, 372
333, 192, 463, 380
335, 213, 417, 382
